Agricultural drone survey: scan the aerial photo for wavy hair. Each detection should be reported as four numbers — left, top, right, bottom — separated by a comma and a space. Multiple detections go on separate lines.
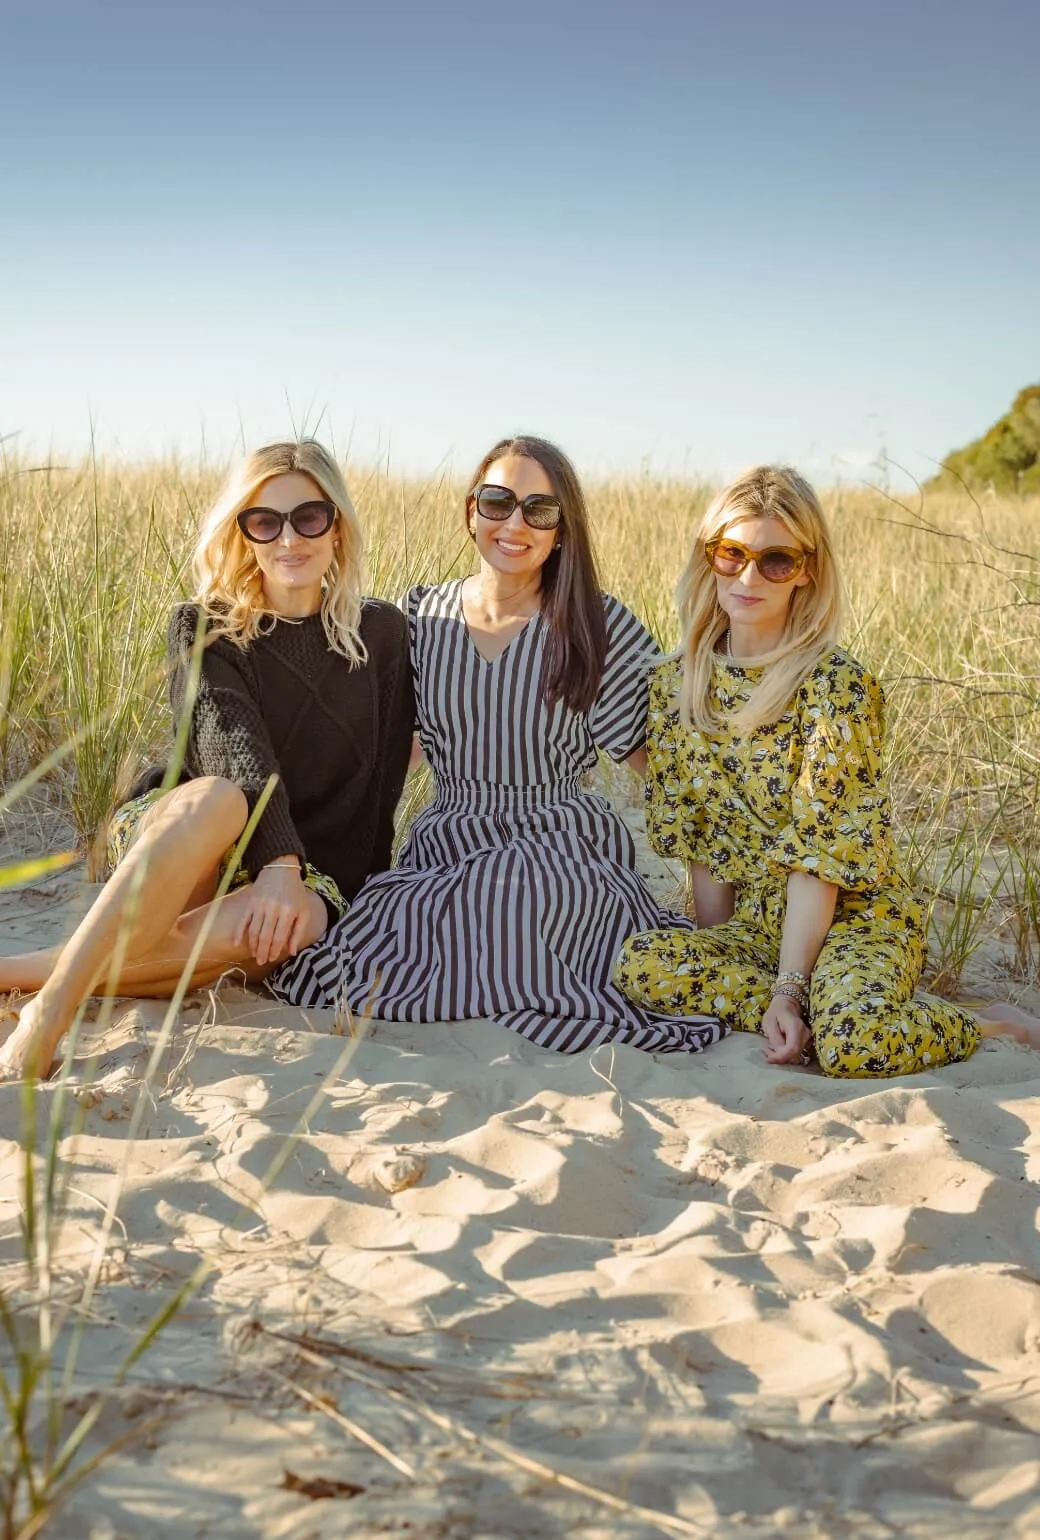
193, 439, 367, 664
466, 435, 607, 714
677, 465, 845, 734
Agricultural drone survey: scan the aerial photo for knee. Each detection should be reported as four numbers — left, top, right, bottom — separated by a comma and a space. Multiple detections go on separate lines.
613, 932, 658, 1001
811, 1007, 896, 1079
173, 776, 249, 838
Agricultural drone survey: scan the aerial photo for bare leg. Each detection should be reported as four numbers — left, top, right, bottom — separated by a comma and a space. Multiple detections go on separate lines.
0, 949, 60, 995
974, 1002, 1040, 1049
59, 881, 327, 995
0, 777, 250, 1078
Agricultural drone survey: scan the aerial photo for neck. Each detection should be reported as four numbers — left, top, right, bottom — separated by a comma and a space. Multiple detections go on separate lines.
263, 581, 324, 619
471, 564, 544, 621
727, 617, 787, 660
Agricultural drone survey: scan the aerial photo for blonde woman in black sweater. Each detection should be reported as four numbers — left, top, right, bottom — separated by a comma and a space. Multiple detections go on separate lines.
0, 440, 413, 1079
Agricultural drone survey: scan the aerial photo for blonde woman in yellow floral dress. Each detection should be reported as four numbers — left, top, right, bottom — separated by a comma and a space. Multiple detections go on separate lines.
614, 465, 1039, 1078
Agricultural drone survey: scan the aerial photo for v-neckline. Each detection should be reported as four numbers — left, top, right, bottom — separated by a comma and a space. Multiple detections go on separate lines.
455, 578, 542, 665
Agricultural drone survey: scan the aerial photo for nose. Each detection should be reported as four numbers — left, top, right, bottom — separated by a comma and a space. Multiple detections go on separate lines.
276, 518, 302, 546
501, 503, 527, 532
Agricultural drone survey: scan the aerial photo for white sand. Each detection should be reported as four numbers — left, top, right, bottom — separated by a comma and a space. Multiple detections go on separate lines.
1, 867, 1038, 1539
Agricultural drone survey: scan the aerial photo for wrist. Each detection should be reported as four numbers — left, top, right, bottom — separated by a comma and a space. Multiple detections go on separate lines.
772, 968, 810, 1013
771, 988, 807, 1019
261, 856, 303, 873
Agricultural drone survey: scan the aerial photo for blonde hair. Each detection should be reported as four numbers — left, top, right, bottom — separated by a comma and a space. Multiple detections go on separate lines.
192, 439, 367, 664
677, 465, 845, 734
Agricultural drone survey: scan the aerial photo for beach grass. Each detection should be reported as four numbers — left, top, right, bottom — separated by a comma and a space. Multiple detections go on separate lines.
0, 449, 1038, 1534
1, 450, 1037, 991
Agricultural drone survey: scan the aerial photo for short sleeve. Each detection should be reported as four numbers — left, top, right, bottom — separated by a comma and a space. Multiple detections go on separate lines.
766, 655, 892, 891
586, 596, 662, 760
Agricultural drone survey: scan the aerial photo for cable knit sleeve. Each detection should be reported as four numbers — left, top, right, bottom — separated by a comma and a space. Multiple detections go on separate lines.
167, 605, 306, 877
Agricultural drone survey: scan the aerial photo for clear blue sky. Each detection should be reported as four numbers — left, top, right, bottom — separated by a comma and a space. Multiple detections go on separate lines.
2, 0, 1038, 483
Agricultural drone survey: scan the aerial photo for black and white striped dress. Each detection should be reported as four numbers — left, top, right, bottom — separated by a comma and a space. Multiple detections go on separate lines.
269, 581, 726, 1056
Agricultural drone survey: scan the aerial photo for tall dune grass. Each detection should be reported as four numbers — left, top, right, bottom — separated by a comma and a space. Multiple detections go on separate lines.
0, 452, 1037, 991
0, 449, 1037, 1533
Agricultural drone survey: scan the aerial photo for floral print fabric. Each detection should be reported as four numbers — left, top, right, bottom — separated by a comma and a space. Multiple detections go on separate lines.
615, 651, 980, 1078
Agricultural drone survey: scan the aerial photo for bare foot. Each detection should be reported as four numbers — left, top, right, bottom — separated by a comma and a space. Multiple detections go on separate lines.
0, 995, 64, 1081
975, 1002, 1040, 1049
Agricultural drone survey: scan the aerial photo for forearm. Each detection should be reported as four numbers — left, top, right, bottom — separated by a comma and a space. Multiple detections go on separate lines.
778, 870, 839, 976
625, 744, 648, 776
689, 863, 735, 928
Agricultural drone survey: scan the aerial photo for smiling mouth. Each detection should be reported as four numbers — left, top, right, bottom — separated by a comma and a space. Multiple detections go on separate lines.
495, 540, 529, 554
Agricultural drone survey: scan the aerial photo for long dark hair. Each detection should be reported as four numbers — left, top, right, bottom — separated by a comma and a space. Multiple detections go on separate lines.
466, 435, 608, 714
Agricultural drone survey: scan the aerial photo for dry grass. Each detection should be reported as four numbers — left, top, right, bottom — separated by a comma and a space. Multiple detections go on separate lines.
0, 451, 1038, 1535
1, 453, 1038, 990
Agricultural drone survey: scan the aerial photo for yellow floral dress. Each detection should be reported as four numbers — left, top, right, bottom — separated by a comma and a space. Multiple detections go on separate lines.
614, 650, 980, 1078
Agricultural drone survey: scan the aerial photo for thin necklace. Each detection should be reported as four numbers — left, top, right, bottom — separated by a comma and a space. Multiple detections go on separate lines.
724, 628, 732, 657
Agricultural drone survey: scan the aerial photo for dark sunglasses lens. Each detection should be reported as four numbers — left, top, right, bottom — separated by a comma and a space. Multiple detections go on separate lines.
523, 496, 562, 530
708, 542, 747, 575
759, 549, 801, 582
292, 501, 335, 538
239, 509, 283, 543
476, 487, 517, 521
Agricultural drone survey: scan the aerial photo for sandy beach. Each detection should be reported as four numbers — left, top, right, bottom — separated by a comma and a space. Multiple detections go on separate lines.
1, 851, 1038, 1540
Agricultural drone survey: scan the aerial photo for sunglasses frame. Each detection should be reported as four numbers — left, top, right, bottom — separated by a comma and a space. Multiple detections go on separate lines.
471, 483, 563, 531
236, 499, 337, 544
704, 536, 810, 584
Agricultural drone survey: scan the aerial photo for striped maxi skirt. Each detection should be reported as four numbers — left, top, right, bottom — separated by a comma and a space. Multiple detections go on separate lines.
269, 777, 726, 1057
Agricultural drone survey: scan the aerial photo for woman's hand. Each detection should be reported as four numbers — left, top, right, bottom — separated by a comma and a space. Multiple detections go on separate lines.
234, 859, 313, 966
760, 994, 812, 1065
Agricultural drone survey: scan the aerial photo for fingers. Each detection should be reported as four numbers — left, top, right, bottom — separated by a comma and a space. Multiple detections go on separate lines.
761, 1009, 812, 1065
265, 904, 295, 966
246, 902, 266, 962
765, 1027, 811, 1065
286, 910, 309, 958
243, 899, 310, 966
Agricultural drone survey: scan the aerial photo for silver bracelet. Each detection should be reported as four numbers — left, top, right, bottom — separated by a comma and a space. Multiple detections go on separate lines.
772, 982, 809, 1011
775, 969, 811, 989
262, 861, 302, 871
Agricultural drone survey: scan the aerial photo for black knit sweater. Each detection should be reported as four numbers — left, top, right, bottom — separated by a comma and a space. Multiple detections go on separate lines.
160, 600, 413, 902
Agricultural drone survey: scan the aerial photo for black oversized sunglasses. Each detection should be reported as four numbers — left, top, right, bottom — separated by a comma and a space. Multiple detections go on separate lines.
471, 483, 563, 531
237, 499, 337, 544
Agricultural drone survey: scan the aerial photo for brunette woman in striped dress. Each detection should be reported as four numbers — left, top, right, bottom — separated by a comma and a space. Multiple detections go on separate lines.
270, 436, 725, 1056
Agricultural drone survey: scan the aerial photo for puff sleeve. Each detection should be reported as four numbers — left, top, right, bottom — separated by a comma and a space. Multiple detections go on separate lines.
765, 656, 892, 891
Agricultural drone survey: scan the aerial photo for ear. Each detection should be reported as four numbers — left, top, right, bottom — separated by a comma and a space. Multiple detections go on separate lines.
794, 554, 815, 589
